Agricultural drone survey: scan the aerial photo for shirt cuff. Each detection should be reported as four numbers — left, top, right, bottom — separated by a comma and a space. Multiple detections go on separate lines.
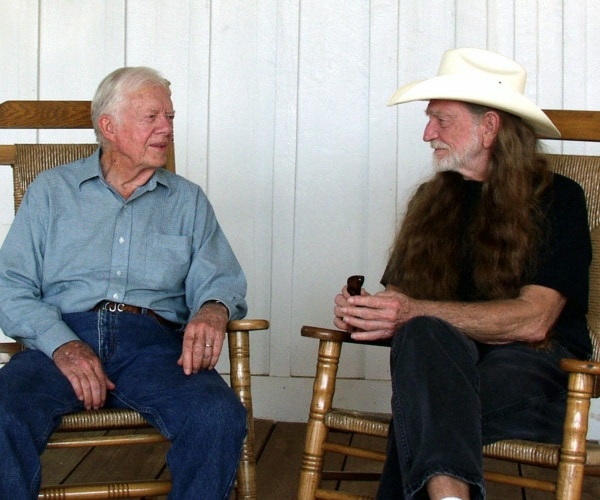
35, 322, 81, 359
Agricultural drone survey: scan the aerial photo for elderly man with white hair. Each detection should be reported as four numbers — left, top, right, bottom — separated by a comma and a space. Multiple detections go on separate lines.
0, 67, 247, 500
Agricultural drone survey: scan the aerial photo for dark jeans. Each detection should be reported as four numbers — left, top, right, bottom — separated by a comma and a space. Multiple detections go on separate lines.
0, 311, 246, 500
376, 316, 571, 499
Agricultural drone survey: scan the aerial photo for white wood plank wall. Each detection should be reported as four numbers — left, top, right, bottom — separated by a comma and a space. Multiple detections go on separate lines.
1, 0, 599, 421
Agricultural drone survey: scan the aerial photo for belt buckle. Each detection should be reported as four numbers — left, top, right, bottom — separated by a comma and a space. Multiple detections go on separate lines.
107, 302, 126, 313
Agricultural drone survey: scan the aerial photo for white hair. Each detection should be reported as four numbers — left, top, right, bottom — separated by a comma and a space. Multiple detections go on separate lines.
91, 67, 171, 145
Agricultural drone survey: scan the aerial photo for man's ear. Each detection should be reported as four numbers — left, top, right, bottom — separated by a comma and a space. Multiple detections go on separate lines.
481, 110, 501, 148
97, 115, 116, 143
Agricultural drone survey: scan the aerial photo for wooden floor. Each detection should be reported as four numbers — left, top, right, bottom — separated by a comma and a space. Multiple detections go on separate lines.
41, 419, 600, 499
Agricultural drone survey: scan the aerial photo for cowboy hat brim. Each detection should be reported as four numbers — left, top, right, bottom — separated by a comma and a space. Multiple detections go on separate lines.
388, 74, 560, 138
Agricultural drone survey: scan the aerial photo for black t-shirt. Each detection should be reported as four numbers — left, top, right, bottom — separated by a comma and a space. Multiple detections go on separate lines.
382, 173, 592, 359
530, 174, 591, 358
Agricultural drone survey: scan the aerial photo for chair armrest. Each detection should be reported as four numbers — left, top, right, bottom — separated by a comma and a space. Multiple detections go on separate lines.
301, 325, 391, 347
560, 358, 600, 376
556, 356, 599, 487
225, 318, 268, 499
0, 342, 24, 356
225, 317, 269, 404
302, 325, 352, 341
227, 318, 269, 332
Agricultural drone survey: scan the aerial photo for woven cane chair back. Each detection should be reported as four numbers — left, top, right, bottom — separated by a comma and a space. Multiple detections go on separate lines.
546, 153, 600, 362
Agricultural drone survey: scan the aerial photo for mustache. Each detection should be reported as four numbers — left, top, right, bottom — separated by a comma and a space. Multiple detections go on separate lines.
429, 140, 449, 150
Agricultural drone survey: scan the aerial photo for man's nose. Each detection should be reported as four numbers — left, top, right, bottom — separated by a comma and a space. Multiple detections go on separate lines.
423, 120, 437, 142
157, 114, 173, 133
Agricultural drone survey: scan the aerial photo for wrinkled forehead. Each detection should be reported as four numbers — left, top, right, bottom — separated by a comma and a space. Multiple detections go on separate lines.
122, 85, 174, 113
425, 99, 472, 118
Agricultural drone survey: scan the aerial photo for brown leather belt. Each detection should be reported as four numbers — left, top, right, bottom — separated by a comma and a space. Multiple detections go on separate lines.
93, 300, 180, 329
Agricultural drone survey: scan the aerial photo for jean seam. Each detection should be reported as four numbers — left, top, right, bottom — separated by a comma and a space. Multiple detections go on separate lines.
111, 391, 173, 440
482, 391, 568, 424
96, 309, 119, 363
222, 440, 244, 500
390, 335, 415, 498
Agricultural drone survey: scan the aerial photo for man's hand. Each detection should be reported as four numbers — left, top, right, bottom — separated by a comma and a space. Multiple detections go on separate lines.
333, 283, 370, 332
53, 340, 115, 410
178, 302, 229, 374
335, 288, 411, 341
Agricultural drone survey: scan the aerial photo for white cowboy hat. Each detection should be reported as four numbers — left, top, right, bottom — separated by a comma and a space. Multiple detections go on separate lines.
388, 48, 560, 138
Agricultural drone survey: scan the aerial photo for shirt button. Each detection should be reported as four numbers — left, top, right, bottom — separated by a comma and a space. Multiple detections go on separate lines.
117, 270, 122, 276
119, 237, 125, 244
113, 293, 119, 300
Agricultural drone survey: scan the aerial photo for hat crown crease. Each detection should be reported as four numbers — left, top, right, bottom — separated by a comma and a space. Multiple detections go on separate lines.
438, 49, 526, 93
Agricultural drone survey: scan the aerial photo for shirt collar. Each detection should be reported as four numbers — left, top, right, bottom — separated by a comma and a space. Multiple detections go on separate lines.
75, 148, 173, 193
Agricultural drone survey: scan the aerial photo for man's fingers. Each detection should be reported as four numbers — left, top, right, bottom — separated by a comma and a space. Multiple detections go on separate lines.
181, 326, 226, 373
53, 341, 112, 410
180, 333, 196, 374
66, 372, 85, 403
209, 342, 223, 370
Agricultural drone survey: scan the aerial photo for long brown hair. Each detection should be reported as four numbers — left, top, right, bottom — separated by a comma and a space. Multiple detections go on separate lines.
384, 106, 553, 301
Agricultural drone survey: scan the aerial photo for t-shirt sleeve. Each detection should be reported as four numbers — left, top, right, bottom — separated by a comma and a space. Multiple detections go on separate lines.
532, 174, 591, 316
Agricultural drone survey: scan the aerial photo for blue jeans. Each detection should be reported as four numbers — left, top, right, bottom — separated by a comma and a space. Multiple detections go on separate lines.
0, 311, 246, 500
376, 316, 571, 499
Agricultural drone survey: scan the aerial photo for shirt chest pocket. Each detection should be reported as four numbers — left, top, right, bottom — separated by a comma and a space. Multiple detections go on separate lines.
144, 233, 192, 290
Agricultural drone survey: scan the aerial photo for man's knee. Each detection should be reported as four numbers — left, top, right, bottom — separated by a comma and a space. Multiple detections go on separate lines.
212, 390, 246, 435
391, 316, 476, 370
392, 316, 453, 349
186, 386, 246, 437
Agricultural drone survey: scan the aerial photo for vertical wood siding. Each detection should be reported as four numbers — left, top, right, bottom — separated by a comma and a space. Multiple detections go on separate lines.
1, 0, 599, 419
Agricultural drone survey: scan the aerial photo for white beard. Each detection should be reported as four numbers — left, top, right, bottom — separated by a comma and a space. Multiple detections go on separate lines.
430, 127, 483, 174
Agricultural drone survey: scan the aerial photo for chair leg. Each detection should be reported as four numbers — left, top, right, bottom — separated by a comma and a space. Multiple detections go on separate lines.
555, 371, 594, 500
298, 339, 343, 499
228, 329, 257, 500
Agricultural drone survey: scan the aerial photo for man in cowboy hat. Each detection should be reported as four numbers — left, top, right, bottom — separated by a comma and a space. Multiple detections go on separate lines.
334, 48, 591, 499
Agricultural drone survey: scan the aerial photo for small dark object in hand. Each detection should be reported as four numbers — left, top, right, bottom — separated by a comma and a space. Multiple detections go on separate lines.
347, 275, 364, 296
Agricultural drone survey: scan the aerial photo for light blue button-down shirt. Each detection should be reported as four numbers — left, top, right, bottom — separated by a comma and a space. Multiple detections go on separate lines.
0, 149, 247, 357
